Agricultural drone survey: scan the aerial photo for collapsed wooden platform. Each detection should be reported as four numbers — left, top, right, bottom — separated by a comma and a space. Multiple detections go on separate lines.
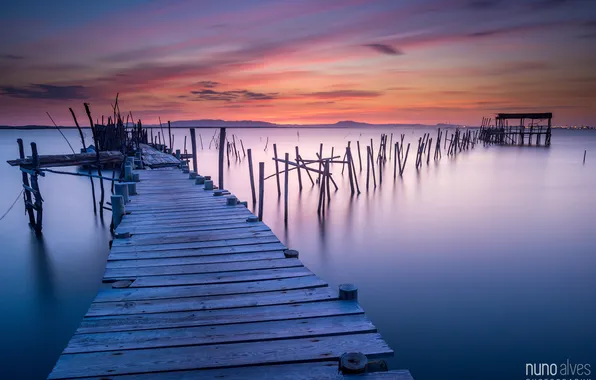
6, 151, 124, 168
46, 168, 412, 379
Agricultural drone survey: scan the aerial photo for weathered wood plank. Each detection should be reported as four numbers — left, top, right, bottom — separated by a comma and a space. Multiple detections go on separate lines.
107, 242, 287, 260
104, 258, 302, 280
105, 251, 286, 269
74, 363, 413, 380
117, 214, 251, 229
64, 314, 375, 354
95, 276, 327, 303
128, 267, 313, 288
116, 218, 254, 235
109, 236, 282, 254
111, 226, 272, 247
78, 300, 363, 334
48, 333, 392, 379
87, 286, 336, 316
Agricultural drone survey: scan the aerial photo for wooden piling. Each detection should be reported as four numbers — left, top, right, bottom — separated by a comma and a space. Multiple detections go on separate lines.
318, 143, 323, 183
346, 147, 355, 194
167, 121, 172, 152
427, 138, 432, 165
295, 146, 303, 190
218, 128, 226, 190
393, 143, 398, 179
400, 143, 410, 176
348, 147, 360, 194
17, 139, 36, 226
247, 149, 257, 205
190, 128, 198, 173
258, 162, 264, 221
84, 103, 105, 218
366, 146, 371, 190
356, 141, 363, 171
325, 160, 331, 202
273, 143, 281, 196
583, 150, 587, 164
369, 145, 377, 187
30, 142, 43, 234
284, 153, 289, 223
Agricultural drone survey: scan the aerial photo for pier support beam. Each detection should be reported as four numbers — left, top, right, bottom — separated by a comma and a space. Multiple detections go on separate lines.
110, 195, 124, 227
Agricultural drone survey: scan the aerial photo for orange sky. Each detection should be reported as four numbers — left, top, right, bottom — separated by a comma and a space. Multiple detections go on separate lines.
1, 0, 595, 126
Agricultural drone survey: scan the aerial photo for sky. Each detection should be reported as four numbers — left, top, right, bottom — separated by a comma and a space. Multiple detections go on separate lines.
0, 0, 594, 126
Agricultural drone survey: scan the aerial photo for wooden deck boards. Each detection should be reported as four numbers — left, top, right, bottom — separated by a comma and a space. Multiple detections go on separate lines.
47, 167, 411, 380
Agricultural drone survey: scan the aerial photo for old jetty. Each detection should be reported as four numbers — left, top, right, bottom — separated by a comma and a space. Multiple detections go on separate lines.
46, 154, 413, 379
479, 112, 553, 146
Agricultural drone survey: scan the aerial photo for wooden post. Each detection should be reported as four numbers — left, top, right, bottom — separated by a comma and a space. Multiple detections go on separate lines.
273, 143, 281, 196
427, 138, 432, 165
298, 154, 315, 186
326, 160, 331, 202
400, 143, 411, 176
247, 149, 257, 204
84, 103, 104, 218
17, 139, 36, 226
369, 146, 377, 187
167, 121, 172, 152
356, 140, 363, 171
583, 150, 587, 164
240, 139, 246, 157
366, 146, 371, 190
218, 128, 226, 190
111, 195, 124, 228
346, 147, 355, 194
389, 133, 393, 160
284, 153, 289, 223
378, 143, 383, 184
30, 142, 43, 234
318, 143, 323, 183
393, 142, 398, 178
258, 162, 264, 221
226, 141, 231, 166
190, 128, 198, 173
348, 147, 360, 194
183, 135, 187, 154
295, 146, 303, 190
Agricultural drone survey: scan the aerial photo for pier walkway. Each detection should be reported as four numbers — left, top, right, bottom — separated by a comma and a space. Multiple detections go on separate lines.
47, 167, 412, 379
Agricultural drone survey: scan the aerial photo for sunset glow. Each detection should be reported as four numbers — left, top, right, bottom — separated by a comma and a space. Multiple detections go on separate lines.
1, 0, 594, 126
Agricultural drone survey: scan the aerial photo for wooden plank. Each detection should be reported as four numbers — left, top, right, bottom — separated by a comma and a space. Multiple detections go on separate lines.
116, 221, 263, 236
103, 258, 303, 280
87, 286, 336, 317
126, 266, 314, 288
7, 151, 124, 168
122, 207, 252, 221
111, 226, 271, 247
95, 276, 327, 303
105, 250, 286, 269
78, 300, 363, 334
109, 236, 282, 254
48, 333, 392, 378
117, 214, 251, 230
74, 363, 413, 380
64, 314, 375, 354
107, 242, 287, 260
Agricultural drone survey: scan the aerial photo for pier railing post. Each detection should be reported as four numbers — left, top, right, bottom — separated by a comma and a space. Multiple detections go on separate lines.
111, 195, 124, 227
218, 128, 226, 190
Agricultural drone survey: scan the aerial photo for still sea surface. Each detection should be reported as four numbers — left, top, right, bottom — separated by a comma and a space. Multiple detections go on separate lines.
0, 127, 595, 380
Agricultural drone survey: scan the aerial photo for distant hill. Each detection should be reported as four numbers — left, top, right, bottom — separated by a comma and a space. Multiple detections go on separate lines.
1, 119, 441, 129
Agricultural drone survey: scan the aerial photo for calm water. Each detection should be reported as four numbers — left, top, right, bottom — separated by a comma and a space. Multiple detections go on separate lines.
1, 127, 595, 380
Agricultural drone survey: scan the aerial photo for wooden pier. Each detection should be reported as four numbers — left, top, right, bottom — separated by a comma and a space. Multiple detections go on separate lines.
479, 112, 552, 146
46, 166, 413, 379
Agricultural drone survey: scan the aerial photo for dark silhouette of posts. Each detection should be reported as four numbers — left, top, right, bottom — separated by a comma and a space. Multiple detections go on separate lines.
295, 146, 302, 190
190, 128, 198, 173
218, 128, 226, 190
30, 142, 43, 234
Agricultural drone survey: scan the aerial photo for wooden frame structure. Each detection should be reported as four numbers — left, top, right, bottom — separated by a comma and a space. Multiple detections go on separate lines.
479, 112, 552, 146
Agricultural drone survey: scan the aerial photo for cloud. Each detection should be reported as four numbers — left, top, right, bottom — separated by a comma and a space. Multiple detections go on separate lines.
307, 90, 382, 99
197, 81, 219, 88
190, 89, 279, 102
364, 43, 403, 55
0, 54, 25, 60
464, 0, 504, 10
0, 84, 88, 100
